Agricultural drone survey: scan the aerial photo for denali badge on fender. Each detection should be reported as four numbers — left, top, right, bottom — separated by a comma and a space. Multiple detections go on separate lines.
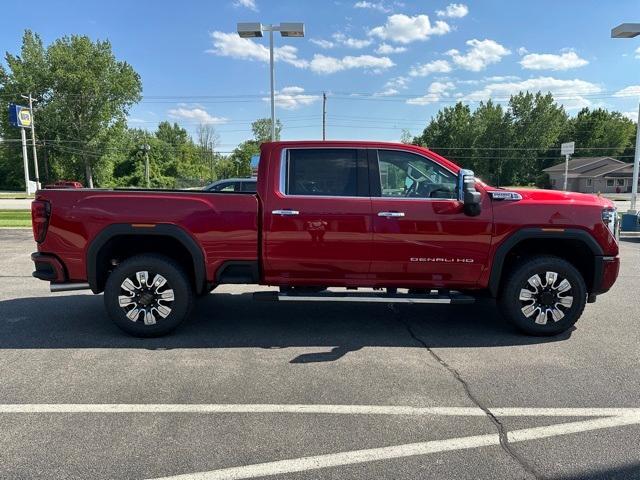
489, 191, 523, 201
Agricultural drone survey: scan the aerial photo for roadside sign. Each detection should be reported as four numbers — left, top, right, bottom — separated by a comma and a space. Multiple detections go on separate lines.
8, 104, 32, 128
561, 142, 575, 156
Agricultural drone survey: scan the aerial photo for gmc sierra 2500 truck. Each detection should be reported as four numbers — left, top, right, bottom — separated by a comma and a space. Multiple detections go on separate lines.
30, 141, 620, 337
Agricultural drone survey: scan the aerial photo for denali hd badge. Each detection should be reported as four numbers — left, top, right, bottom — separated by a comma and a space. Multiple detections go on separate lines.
411, 257, 474, 263
489, 191, 523, 201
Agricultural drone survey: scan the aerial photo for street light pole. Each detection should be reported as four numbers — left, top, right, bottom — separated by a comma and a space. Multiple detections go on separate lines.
269, 28, 276, 141
237, 22, 304, 143
611, 23, 640, 214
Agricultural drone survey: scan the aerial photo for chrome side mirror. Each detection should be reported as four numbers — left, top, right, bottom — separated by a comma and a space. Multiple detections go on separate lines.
458, 169, 481, 216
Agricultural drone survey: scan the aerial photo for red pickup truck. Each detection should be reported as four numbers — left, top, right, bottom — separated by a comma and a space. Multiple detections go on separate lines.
30, 141, 620, 337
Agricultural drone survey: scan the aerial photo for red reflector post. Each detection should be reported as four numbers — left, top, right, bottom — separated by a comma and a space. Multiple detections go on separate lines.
31, 200, 50, 243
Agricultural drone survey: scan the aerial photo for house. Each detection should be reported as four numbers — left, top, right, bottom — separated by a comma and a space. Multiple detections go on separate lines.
543, 156, 637, 193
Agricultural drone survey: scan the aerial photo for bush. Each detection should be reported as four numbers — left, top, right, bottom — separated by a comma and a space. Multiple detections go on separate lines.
535, 172, 552, 189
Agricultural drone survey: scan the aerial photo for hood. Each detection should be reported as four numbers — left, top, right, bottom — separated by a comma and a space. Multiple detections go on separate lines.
487, 187, 615, 209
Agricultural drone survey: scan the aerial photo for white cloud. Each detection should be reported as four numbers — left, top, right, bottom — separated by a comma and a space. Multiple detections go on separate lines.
310, 54, 394, 74
463, 76, 602, 110
232, 0, 257, 11
623, 111, 638, 122
332, 32, 373, 49
264, 86, 321, 110
484, 75, 520, 82
517, 47, 528, 55
406, 81, 456, 105
436, 3, 469, 18
207, 31, 308, 68
310, 39, 335, 49
409, 59, 452, 77
635, 46, 640, 59
446, 39, 511, 71
369, 14, 450, 44
168, 105, 228, 124
375, 43, 407, 54
354, 1, 391, 13
614, 85, 640, 98
375, 75, 410, 96
520, 51, 588, 71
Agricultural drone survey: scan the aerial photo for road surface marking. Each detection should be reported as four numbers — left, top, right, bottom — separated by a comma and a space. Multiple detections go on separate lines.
147, 415, 640, 480
1, 403, 640, 417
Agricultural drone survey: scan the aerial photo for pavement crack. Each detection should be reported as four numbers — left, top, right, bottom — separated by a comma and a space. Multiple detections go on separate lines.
390, 304, 544, 480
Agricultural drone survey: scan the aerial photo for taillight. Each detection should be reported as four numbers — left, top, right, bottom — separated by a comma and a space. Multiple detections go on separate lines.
31, 200, 50, 243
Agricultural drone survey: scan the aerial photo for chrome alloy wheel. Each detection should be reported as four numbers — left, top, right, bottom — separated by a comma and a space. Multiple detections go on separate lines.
518, 271, 573, 325
118, 271, 175, 325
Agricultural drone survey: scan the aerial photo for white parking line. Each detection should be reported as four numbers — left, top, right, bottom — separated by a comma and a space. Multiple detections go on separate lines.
148, 416, 640, 480
2, 403, 639, 479
1, 403, 640, 417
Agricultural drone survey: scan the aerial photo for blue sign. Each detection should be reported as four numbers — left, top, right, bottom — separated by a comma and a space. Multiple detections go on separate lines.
8, 103, 32, 128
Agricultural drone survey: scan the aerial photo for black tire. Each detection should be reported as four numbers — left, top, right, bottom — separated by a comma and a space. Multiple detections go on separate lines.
104, 254, 194, 337
498, 255, 586, 336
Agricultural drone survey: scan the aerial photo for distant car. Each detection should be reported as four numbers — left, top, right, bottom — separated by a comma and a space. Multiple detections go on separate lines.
203, 178, 257, 193
44, 181, 83, 189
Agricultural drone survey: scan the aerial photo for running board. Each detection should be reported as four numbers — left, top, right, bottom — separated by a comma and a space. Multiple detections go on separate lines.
253, 291, 475, 305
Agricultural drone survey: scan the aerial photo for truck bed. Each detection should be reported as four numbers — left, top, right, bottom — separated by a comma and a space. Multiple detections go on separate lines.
35, 189, 259, 284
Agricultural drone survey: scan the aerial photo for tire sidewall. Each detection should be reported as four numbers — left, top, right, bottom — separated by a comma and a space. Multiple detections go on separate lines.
500, 257, 586, 336
104, 255, 193, 337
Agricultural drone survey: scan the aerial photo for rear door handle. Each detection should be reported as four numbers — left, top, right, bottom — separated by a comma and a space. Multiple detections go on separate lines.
378, 211, 405, 218
272, 209, 300, 216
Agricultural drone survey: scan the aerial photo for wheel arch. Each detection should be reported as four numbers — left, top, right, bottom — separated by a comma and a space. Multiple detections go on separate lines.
87, 224, 206, 295
488, 228, 603, 298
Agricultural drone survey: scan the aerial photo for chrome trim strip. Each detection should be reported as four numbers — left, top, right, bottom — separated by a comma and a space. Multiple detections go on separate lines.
278, 295, 452, 304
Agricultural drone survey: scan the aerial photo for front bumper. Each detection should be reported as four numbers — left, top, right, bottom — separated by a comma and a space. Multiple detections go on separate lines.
31, 252, 67, 283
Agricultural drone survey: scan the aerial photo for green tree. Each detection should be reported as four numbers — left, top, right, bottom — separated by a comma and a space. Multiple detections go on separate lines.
509, 92, 568, 184
564, 108, 636, 159
413, 102, 474, 169
471, 100, 513, 186
0, 30, 142, 188
251, 117, 283, 143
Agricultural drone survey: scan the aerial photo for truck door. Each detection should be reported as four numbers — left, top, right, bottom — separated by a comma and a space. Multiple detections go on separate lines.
369, 148, 493, 288
262, 147, 372, 285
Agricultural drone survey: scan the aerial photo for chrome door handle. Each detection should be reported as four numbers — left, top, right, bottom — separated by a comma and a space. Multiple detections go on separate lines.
378, 211, 405, 218
272, 209, 300, 216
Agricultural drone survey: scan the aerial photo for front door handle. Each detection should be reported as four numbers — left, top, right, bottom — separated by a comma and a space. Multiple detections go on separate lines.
272, 209, 300, 216
378, 211, 405, 218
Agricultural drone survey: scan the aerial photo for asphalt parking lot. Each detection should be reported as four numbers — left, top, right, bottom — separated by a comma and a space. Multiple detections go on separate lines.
1, 228, 639, 480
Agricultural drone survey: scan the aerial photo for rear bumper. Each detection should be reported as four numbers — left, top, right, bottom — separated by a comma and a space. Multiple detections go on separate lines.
592, 255, 620, 295
31, 252, 67, 283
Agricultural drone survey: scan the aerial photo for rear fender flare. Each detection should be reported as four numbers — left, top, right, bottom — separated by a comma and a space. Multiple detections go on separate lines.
86, 224, 206, 294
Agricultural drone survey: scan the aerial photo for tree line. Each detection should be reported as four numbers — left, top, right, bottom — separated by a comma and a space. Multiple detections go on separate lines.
1, 30, 638, 190
406, 95, 637, 187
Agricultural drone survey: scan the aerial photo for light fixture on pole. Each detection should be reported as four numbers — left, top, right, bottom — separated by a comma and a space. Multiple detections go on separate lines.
237, 22, 305, 142
611, 23, 640, 216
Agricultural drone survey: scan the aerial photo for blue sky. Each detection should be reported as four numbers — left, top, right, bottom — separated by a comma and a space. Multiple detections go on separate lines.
2, 0, 640, 152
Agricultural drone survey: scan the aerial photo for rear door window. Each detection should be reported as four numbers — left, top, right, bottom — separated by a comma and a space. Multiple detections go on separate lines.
285, 148, 366, 197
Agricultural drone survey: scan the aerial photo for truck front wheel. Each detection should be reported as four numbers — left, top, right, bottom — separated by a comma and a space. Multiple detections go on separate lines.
104, 254, 194, 337
498, 256, 586, 336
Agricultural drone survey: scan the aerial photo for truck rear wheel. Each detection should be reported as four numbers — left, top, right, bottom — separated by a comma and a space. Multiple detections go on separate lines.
104, 254, 193, 337
498, 256, 586, 336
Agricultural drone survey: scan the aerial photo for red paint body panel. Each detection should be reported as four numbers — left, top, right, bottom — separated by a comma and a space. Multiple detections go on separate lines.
34, 140, 620, 295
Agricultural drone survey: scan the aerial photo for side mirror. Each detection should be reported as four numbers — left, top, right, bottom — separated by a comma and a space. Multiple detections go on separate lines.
458, 169, 481, 217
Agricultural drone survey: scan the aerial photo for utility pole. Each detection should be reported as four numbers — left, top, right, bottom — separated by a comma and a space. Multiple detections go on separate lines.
140, 143, 151, 188
23, 94, 41, 190
322, 92, 327, 140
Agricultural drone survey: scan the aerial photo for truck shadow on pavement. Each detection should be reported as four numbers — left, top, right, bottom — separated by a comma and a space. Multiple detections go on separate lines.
0, 292, 572, 360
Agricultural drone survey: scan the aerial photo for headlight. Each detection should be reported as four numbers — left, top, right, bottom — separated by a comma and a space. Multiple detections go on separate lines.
602, 207, 619, 241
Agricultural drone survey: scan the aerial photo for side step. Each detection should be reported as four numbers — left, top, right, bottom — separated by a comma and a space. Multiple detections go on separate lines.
253, 290, 475, 305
